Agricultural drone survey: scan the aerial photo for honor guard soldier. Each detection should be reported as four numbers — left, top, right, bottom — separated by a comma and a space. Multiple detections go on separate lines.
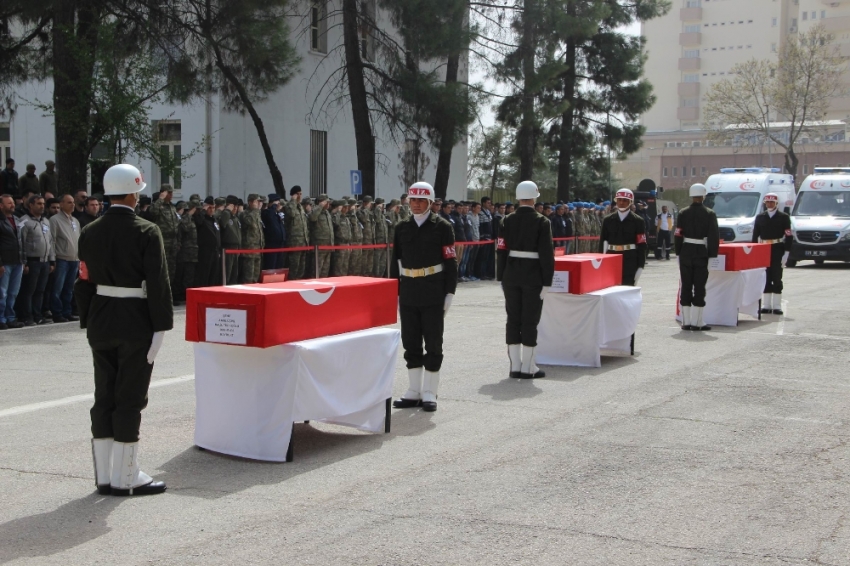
75, 164, 173, 496
390, 182, 457, 412
675, 183, 720, 331
753, 192, 792, 315
496, 181, 554, 379
599, 189, 648, 286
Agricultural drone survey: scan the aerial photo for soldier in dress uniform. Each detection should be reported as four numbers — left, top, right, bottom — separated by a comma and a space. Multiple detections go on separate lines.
284, 186, 310, 279
373, 197, 388, 277
752, 192, 792, 315
74, 163, 171, 496
357, 195, 375, 276
391, 182, 457, 412
194, 196, 222, 287
496, 181, 554, 379
239, 194, 265, 283
217, 195, 242, 284
599, 189, 648, 286
675, 183, 720, 331
331, 200, 351, 276
347, 198, 363, 275
309, 194, 334, 278
261, 193, 287, 270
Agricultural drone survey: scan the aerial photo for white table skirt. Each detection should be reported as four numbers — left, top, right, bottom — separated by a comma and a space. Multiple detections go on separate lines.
194, 327, 400, 462
537, 286, 643, 368
675, 268, 766, 327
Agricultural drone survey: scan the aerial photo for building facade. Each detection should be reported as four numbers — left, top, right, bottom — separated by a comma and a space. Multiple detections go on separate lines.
0, 1, 469, 203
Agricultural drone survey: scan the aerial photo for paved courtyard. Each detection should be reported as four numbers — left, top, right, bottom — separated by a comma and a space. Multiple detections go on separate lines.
0, 259, 848, 565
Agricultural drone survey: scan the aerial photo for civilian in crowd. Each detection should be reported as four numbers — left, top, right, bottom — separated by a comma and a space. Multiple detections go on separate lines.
534, 202, 544, 214
505, 202, 515, 215
543, 204, 553, 218
19, 194, 55, 326
78, 197, 100, 228
476, 197, 494, 280
430, 198, 441, 215
48, 194, 81, 322
463, 202, 481, 281
39, 160, 57, 195
46, 198, 61, 218
194, 196, 222, 287
552, 204, 570, 252
73, 189, 88, 219
0, 158, 19, 199
19, 164, 40, 196
0, 194, 25, 329
15, 188, 36, 218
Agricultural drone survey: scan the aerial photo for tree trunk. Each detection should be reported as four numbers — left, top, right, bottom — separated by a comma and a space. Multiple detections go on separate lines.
784, 147, 799, 179
432, 53, 461, 200
52, 0, 99, 195
489, 156, 499, 200
556, 8, 577, 204
342, 0, 375, 198
210, 43, 285, 195
517, 0, 537, 181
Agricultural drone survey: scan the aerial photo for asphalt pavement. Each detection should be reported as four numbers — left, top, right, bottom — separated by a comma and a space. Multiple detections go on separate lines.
1, 258, 848, 565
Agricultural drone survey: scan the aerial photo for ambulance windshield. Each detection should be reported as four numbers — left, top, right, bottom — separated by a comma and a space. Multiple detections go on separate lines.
792, 191, 850, 217
703, 193, 760, 218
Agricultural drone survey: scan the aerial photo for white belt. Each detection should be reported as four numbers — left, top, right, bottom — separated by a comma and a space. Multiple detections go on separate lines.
97, 282, 147, 299
400, 264, 443, 278
683, 237, 707, 246
608, 244, 636, 252
508, 251, 540, 259
761, 238, 783, 245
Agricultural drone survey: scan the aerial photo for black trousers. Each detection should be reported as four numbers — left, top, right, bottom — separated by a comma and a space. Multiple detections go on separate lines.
657, 230, 671, 259
609, 250, 639, 286
680, 256, 709, 307
89, 338, 153, 442
21, 259, 50, 321
262, 250, 285, 270
194, 251, 220, 287
400, 303, 444, 372
764, 246, 785, 293
503, 283, 543, 346
224, 249, 239, 285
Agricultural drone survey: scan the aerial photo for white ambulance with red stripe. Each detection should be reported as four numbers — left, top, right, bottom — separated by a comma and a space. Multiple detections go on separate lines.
788, 167, 850, 267
702, 167, 796, 243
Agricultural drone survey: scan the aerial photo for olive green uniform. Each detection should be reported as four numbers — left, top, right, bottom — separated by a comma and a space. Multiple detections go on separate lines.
309, 197, 334, 278
347, 202, 363, 276
331, 204, 351, 276
217, 209, 241, 284
284, 198, 310, 279
149, 196, 180, 286
357, 204, 375, 276
372, 201, 389, 277
239, 207, 265, 283
176, 210, 198, 300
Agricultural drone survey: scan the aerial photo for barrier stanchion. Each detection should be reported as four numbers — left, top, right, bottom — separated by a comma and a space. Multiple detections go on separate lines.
314, 244, 320, 279
221, 253, 227, 286
385, 242, 391, 278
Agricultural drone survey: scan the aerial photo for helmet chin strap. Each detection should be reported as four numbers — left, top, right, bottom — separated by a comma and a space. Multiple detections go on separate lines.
617, 206, 630, 213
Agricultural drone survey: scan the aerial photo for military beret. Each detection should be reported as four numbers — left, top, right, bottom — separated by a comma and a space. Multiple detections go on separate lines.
237, 199, 244, 207
388, 199, 400, 207
214, 197, 226, 206
204, 196, 215, 205
160, 184, 173, 192
247, 193, 259, 202
290, 185, 302, 196
347, 198, 357, 206
268, 193, 280, 203
331, 199, 345, 208
316, 194, 329, 203
225, 195, 239, 205
375, 197, 385, 205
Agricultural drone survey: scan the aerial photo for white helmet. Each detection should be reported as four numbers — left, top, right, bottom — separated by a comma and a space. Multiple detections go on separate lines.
407, 181, 435, 201
615, 188, 634, 201
689, 183, 707, 198
103, 164, 146, 196
516, 180, 540, 200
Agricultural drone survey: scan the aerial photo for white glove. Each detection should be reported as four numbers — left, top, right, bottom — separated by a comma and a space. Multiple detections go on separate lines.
540, 286, 550, 300
443, 294, 453, 317
782, 251, 789, 267
147, 331, 165, 365
634, 268, 643, 285
602, 241, 609, 254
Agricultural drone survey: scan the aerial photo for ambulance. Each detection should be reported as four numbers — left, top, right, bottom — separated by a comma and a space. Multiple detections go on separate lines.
702, 168, 796, 243
788, 167, 850, 267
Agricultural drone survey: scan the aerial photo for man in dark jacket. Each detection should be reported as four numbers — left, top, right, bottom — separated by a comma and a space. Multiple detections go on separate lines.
675, 183, 720, 331
194, 196, 222, 287
0, 159, 19, 200
0, 194, 25, 329
497, 181, 554, 379
75, 163, 172, 496
261, 193, 286, 270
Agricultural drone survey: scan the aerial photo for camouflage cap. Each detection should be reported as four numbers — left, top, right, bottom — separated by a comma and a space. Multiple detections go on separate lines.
347, 198, 357, 206
214, 197, 226, 206
189, 193, 201, 202
388, 199, 400, 207
374, 197, 385, 205
258, 195, 268, 203
332, 199, 345, 208
316, 194, 329, 203
302, 197, 313, 206
186, 201, 199, 210
175, 200, 187, 209
362, 195, 373, 203
247, 193, 260, 202
160, 184, 173, 192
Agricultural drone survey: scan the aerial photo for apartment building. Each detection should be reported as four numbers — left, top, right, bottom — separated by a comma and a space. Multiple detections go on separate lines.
615, 0, 850, 191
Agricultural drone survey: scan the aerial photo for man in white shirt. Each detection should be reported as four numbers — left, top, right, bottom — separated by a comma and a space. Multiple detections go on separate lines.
656, 205, 674, 260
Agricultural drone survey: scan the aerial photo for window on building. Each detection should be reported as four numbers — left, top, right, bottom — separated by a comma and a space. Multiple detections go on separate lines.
685, 0, 700, 7
822, 11, 826, 19
771, 43, 777, 52
663, 167, 668, 177
802, 12, 807, 21
310, 129, 328, 197
359, 0, 376, 62
701, 167, 707, 176
672, 167, 679, 177
772, 17, 777, 27
803, 164, 809, 175
155, 120, 182, 191
683, 74, 699, 83
812, 11, 817, 20
692, 167, 697, 176
684, 25, 700, 33
0, 124, 10, 163
792, 18, 797, 28
681, 97, 699, 107
310, 1, 328, 53
684, 49, 700, 58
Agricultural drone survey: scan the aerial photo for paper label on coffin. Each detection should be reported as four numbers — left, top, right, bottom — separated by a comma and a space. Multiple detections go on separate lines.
185, 276, 398, 348
550, 271, 570, 293
206, 308, 248, 345
708, 256, 726, 272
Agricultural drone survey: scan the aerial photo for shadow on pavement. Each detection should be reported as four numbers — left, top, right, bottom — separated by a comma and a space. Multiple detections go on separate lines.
388, 408, 437, 437
478, 378, 543, 401
0, 493, 123, 563
669, 330, 719, 342
157, 423, 390, 499
540, 354, 640, 381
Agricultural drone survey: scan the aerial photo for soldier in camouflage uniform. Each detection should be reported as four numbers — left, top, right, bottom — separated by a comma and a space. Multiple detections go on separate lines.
372, 198, 389, 277
284, 186, 310, 279
309, 194, 334, 278
347, 199, 363, 276
330, 200, 351, 276
386, 199, 401, 247
216, 195, 242, 284
357, 195, 375, 276
398, 194, 411, 222
176, 201, 199, 301
239, 194, 265, 283
148, 184, 180, 291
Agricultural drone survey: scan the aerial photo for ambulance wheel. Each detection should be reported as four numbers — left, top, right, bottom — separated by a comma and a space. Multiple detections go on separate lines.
785, 260, 797, 268
814, 259, 825, 266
